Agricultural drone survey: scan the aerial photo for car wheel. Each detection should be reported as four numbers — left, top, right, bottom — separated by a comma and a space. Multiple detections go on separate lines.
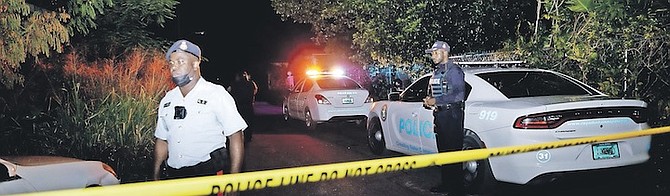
304, 108, 317, 131
354, 117, 367, 131
367, 117, 387, 155
463, 130, 496, 194
282, 104, 290, 121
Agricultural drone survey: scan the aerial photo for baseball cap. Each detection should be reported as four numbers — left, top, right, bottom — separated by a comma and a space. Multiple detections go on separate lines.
166, 39, 201, 60
425, 40, 450, 53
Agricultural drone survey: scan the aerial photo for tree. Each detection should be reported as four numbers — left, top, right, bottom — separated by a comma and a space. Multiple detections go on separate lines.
0, 0, 111, 89
271, 0, 537, 68
511, 0, 670, 124
69, 0, 178, 59
0, 0, 178, 89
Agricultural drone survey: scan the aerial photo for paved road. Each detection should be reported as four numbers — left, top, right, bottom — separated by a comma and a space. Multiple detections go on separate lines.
237, 101, 667, 196
241, 102, 446, 196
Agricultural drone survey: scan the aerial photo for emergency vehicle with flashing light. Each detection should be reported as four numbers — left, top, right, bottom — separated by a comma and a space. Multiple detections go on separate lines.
366, 66, 651, 194
283, 69, 373, 131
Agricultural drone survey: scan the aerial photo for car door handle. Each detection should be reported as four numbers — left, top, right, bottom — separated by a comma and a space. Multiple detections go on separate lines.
412, 112, 418, 117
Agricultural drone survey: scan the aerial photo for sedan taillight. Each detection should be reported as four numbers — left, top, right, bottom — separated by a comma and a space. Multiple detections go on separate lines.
514, 114, 564, 129
314, 94, 331, 105
514, 107, 647, 129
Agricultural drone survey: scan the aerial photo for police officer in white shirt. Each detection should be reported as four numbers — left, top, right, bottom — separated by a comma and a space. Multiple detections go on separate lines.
152, 40, 247, 182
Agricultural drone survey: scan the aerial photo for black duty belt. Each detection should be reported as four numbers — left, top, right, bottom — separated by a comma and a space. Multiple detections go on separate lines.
434, 101, 464, 111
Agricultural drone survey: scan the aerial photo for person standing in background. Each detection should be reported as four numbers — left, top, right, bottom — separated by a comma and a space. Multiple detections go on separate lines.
286, 71, 295, 91
228, 70, 258, 143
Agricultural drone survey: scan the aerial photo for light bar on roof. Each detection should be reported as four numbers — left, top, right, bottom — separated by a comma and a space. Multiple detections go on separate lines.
306, 69, 319, 76
330, 68, 345, 76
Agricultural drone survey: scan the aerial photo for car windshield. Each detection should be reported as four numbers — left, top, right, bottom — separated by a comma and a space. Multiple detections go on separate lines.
315, 77, 362, 90
477, 71, 595, 98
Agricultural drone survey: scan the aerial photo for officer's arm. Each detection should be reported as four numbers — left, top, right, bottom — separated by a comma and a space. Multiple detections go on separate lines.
424, 83, 435, 107
228, 130, 245, 174
153, 138, 168, 180
252, 81, 258, 95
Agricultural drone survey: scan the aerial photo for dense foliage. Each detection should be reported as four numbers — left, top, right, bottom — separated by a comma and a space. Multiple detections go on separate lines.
0, 0, 177, 89
272, 0, 536, 66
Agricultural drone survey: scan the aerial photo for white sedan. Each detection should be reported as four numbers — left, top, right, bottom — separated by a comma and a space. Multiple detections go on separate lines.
366, 67, 651, 194
0, 156, 120, 194
283, 72, 373, 130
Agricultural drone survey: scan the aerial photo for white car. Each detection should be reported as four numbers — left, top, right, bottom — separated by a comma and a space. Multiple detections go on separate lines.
283, 72, 373, 130
366, 67, 651, 194
0, 156, 120, 194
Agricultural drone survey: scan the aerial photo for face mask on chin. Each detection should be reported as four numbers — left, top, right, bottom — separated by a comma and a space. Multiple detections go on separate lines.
171, 74, 193, 87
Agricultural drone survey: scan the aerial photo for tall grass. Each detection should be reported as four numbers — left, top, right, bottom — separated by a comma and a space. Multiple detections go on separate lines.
54, 47, 172, 182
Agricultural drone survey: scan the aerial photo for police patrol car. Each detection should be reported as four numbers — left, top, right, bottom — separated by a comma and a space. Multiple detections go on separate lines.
283, 70, 373, 130
365, 65, 651, 194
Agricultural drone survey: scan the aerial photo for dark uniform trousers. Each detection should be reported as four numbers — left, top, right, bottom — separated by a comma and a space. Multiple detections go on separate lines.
433, 101, 465, 194
165, 147, 229, 180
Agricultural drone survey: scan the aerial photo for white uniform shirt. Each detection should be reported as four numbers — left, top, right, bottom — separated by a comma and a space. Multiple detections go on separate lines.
154, 78, 248, 169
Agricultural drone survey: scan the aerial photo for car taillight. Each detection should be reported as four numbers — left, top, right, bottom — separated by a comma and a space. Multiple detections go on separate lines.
365, 96, 374, 103
315, 94, 331, 105
514, 107, 647, 129
101, 163, 118, 178
514, 114, 564, 129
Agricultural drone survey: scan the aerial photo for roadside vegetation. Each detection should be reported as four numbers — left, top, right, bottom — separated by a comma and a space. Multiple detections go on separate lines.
0, 0, 668, 191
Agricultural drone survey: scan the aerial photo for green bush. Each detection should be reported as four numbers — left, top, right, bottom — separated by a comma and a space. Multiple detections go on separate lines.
53, 48, 171, 182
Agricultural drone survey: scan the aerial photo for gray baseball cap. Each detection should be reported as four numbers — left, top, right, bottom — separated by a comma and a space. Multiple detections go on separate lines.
166, 40, 201, 60
425, 40, 450, 53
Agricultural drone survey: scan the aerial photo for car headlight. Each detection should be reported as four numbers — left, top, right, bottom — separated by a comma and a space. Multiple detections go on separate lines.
101, 163, 118, 179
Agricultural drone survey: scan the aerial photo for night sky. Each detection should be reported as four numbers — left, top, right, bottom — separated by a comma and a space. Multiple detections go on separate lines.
163, 1, 315, 87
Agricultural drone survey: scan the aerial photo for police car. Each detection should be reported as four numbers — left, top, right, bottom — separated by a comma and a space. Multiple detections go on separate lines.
283, 70, 373, 130
365, 66, 651, 194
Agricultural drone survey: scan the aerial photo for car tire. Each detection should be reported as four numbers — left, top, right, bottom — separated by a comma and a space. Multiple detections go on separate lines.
354, 117, 367, 131
282, 104, 290, 121
304, 108, 317, 131
463, 130, 496, 195
367, 117, 387, 155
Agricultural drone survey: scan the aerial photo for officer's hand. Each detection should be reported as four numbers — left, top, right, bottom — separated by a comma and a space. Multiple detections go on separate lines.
423, 97, 435, 109
423, 97, 435, 106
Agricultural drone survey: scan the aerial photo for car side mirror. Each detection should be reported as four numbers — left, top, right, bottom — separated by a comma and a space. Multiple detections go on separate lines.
388, 92, 400, 101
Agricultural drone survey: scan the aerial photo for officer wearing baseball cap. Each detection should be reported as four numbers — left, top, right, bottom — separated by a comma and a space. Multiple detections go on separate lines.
425, 40, 451, 53
423, 40, 466, 196
153, 39, 247, 193
165, 39, 202, 61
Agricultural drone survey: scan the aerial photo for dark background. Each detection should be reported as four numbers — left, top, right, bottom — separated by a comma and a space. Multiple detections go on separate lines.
162, 1, 315, 90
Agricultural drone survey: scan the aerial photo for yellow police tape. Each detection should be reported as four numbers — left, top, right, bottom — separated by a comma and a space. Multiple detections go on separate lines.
20, 126, 670, 196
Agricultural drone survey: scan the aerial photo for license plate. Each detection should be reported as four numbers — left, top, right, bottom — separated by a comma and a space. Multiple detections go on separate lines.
592, 142, 620, 160
342, 97, 354, 104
